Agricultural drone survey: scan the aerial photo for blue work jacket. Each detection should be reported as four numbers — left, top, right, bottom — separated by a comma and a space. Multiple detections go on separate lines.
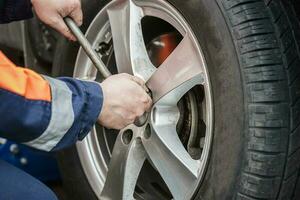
0, 0, 104, 152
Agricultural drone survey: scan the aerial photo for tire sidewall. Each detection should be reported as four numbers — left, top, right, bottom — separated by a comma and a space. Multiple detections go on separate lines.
167, 0, 245, 199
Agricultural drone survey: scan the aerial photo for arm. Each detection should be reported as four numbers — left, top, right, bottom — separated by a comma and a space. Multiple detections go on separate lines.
0, 0, 82, 40
0, 51, 103, 152
0, 0, 33, 23
0, 52, 152, 152
0, 0, 152, 152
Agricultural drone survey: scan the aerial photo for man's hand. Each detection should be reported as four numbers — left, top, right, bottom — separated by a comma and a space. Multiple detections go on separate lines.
31, 0, 82, 41
98, 74, 152, 130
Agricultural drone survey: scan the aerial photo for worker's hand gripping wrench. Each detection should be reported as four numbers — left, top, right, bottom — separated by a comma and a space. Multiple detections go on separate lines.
64, 17, 150, 126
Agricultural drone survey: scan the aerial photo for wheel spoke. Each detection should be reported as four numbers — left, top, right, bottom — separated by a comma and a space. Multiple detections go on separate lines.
107, 0, 156, 81
147, 34, 205, 103
143, 109, 200, 200
100, 127, 146, 200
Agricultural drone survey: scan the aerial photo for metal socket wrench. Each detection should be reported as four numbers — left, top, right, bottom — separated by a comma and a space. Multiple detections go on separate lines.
64, 17, 112, 78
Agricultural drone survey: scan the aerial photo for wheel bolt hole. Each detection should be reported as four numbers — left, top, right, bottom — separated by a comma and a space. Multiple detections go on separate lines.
122, 130, 133, 145
144, 124, 151, 139
96, 42, 110, 55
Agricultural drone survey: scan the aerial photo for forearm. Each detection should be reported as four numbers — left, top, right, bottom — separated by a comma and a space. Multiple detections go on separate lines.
25, 76, 103, 152
0, 51, 103, 152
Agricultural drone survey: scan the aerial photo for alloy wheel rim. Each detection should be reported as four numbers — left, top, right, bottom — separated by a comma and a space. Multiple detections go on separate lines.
74, 0, 213, 199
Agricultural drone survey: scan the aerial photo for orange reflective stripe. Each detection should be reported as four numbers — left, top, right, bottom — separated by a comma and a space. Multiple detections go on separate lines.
0, 51, 51, 102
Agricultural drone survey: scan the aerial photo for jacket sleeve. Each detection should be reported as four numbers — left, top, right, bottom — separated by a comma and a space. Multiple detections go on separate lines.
0, 0, 33, 24
0, 51, 103, 152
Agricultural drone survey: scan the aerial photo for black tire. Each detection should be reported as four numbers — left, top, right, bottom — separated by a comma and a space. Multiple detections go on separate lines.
54, 0, 300, 199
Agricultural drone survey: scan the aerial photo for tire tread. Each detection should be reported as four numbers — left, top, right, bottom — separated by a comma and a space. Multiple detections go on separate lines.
219, 0, 300, 199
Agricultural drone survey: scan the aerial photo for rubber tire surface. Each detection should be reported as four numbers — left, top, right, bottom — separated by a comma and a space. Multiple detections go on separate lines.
54, 0, 300, 199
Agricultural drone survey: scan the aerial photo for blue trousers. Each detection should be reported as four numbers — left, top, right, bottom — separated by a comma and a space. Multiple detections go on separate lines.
0, 159, 58, 200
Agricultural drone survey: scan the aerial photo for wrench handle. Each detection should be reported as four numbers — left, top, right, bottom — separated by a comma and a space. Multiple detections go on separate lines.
64, 17, 112, 78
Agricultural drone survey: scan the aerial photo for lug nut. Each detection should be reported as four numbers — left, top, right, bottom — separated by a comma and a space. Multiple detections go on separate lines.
96, 42, 110, 55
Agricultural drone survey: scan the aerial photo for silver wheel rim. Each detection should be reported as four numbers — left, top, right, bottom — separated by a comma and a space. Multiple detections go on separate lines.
74, 0, 213, 199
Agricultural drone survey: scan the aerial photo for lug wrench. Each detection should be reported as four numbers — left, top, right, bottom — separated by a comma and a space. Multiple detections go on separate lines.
65, 17, 150, 126
64, 17, 112, 78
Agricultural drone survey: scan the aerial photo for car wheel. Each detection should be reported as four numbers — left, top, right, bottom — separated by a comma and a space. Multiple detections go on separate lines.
53, 0, 300, 199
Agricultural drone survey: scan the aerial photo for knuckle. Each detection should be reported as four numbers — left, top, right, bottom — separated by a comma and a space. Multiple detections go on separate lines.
74, 0, 81, 7
126, 74, 134, 79
127, 113, 136, 122
64, 31, 72, 39
127, 119, 133, 125
129, 118, 135, 124
125, 118, 134, 126
109, 124, 116, 130
140, 95, 149, 103
119, 123, 126, 130
136, 109, 144, 117
64, 27, 71, 33
68, 6, 74, 13
69, 1, 77, 10
145, 101, 152, 109
119, 73, 128, 79
128, 82, 139, 91
144, 96, 150, 103
129, 115, 136, 122
136, 77, 144, 83
148, 100, 153, 107
144, 101, 150, 107
65, 3, 76, 14
147, 97, 153, 104
59, 6, 68, 16
48, 18, 59, 26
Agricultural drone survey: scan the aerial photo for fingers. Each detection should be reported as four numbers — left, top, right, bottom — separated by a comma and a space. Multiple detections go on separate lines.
120, 73, 150, 93
68, 1, 83, 26
125, 73, 152, 112
60, 0, 82, 41
99, 73, 153, 130
129, 75, 149, 92
135, 91, 153, 114
52, 16, 77, 41
144, 95, 153, 112
57, 0, 82, 41
31, 0, 83, 41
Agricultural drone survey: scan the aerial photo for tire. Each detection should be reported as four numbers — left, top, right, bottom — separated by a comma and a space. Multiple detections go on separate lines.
26, 15, 58, 65
53, 0, 300, 199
